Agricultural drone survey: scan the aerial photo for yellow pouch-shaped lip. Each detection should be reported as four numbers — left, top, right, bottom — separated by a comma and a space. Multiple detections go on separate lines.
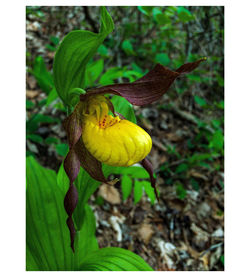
82, 114, 152, 167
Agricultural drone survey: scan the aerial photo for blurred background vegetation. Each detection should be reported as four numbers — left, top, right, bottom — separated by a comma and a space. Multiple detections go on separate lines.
26, 6, 224, 271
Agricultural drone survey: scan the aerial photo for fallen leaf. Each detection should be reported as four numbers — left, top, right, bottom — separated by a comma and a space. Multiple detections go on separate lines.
166, 132, 182, 142
188, 169, 208, 181
199, 251, 210, 270
98, 184, 121, 204
141, 117, 153, 129
27, 75, 37, 89
138, 223, 154, 244
26, 90, 39, 99
191, 223, 210, 248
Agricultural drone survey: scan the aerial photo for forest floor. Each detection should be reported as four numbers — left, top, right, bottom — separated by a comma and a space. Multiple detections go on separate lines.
26, 7, 224, 271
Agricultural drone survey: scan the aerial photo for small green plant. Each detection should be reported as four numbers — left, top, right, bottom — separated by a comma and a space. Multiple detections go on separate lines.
115, 166, 157, 204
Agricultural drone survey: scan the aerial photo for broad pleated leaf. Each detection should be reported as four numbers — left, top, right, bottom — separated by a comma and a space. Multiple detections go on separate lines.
26, 156, 73, 270
73, 205, 99, 269
79, 247, 153, 271
53, 7, 114, 106
26, 157, 99, 271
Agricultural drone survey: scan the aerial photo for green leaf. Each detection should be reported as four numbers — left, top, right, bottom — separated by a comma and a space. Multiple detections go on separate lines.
99, 67, 124, 86
121, 40, 136, 56
175, 182, 187, 200
216, 100, 224, 109
26, 156, 73, 270
46, 87, 58, 106
123, 70, 144, 82
175, 163, 189, 174
46, 44, 56, 52
53, 7, 114, 106
132, 62, 144, 74
56, 143, 69, 157
209, 130, 224, 151
134, 180, 143, 204
190, 178, 199, 191
38, 99, 47, 107
98, 44, 108, 56
188, 153, 212, 164
177, 7, 194, 22
112, 165, 149, 178
95, 195, 105, 206
220, 254, 224, 266
26, 114, 60, 133
84, 59, 104, 88
27, 157, 101, 271
187, 74, 201, 82
153, 8, 171, 25
217, 75, 224, 87
56, 163, 69, 195
26, 150, 36, 157
142, 181, 156, 205
26, 99, 35, 109
155, 53, 170, 66
45, 137, 59, 145
194, 95, 207, 107
32, 56, 54, 94
26, 134, 43, 144
111, 95, 137, 123
73, 204, 99, 269
79, 247, 153, 271
121, 175, 133, 201
138, 6, 154, 16
50, 36, 60, 46
211, 119, 221, 129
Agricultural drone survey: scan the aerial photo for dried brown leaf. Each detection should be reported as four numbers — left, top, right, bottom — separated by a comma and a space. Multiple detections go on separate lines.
98, 184, 121, 205
138, 223, 154, 244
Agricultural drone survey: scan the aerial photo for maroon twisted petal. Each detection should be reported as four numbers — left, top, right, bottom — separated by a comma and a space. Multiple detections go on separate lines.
63, 108, 82, 252
63, 149, 80, 252
141, 158, 159, 202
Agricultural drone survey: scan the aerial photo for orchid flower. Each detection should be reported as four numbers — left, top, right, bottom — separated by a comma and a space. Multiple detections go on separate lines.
63, 58, 206, 251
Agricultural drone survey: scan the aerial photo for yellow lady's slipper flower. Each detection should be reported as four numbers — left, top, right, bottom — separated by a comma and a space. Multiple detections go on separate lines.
62, 58, 206, 251
82, 95, 152, 167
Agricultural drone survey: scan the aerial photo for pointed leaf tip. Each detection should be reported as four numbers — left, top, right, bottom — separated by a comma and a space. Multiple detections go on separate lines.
82, 58, 206, 106
141, 158, 159, 202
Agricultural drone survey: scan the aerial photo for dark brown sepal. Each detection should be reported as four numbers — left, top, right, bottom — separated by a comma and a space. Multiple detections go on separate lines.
74, 138, 107, 183
63, 148, 80, 183
66, 216, 76, 252
63, 104, 83, 148
80, 58, 206, 106
176, 58, 206, 74
64, 184, 78, 216
63, 149, 80, 252
141, 158, 159, 202
62, 103, 84, 252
